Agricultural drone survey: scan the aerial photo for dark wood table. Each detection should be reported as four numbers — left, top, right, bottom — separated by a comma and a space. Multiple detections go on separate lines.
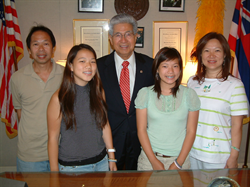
0, 168, 249, 187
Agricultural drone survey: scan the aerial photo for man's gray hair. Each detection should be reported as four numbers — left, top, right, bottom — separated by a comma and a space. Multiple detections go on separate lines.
109, 13, 138, 36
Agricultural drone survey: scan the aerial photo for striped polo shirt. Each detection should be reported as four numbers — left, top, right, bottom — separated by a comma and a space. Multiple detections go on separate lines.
187, 75, 248, 163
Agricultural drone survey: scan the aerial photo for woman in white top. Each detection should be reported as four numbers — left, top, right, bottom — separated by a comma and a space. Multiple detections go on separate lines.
188, 32, 248, 169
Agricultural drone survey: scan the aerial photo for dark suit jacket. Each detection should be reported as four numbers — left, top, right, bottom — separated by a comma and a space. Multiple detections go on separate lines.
97, 51, 154, 161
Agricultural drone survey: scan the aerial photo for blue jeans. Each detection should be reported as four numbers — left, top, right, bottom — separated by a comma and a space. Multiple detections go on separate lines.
16, 157, 50, 172
59, 155, 109, 172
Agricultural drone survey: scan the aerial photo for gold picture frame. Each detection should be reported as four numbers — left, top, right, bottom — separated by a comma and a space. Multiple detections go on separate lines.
73, 19, 110, 58
153, 21, 188, 64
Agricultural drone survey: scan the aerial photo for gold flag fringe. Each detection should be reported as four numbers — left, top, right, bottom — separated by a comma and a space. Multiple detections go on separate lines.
193, 0, 225, 48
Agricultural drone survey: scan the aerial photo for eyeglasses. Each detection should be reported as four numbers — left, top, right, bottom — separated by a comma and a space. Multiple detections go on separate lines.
112, 31, 135, 40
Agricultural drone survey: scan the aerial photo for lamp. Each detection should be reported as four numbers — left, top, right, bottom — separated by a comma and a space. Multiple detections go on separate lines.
56, 60, 66, 67
182, 61, 197, 85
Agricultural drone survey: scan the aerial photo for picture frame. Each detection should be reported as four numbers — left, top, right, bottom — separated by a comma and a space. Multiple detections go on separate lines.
78, 0, 104, 13
135, 27, 144, 48
73, 19, 110, 58
153, 21, 188, 64
159, 0, 185, 12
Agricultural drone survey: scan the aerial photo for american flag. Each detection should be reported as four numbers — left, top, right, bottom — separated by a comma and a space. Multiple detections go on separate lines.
0, 0, 23, 138
228, 0, 250, 103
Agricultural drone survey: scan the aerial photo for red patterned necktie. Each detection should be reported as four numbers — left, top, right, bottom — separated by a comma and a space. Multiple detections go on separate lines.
120, 61, 130, 113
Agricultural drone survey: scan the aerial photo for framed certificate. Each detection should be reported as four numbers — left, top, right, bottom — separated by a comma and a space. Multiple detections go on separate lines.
73, 19, 110, 58
153, 21, 188, 64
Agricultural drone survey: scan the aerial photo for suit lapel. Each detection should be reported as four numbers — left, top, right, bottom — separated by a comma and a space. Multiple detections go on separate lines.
129, 52, 147, 113
104, 52, 148, 114
104, 52, 126, 111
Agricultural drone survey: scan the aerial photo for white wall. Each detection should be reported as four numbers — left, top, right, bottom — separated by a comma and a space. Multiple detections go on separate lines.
15, 0, 236, 69
1, 0, 249, 170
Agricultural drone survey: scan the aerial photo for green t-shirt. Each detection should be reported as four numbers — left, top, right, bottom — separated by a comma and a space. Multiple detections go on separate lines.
135, 85, 200, 156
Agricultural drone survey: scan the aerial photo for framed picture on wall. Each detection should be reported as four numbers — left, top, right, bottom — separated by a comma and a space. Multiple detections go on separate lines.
153, 21, 188, 63
159, 0, 185, 12
78, 0, 104, 13
73, 19, 110, 58
135, 27, 144, 48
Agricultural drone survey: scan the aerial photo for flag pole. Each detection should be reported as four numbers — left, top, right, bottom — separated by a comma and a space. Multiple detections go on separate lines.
12, 46, 18, 71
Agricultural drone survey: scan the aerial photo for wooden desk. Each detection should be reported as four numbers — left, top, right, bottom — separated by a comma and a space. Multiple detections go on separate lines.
0, 169, 249, 187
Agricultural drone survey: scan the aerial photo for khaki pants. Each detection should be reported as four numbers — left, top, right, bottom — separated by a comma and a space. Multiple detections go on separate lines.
137, 149, 190, 170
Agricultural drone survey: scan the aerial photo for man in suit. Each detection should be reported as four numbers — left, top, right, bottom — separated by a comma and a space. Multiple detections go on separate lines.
97, 13, 154, 170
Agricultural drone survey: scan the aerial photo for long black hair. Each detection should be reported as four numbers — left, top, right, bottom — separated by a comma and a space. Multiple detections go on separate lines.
58, 44, 108, 130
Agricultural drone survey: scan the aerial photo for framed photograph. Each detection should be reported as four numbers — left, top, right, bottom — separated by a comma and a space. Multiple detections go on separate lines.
153, 21, 188, 63
159, 0, 185, 12
135, 27, 144, 48
73, 19, 110, 58
78, 0, 104, 13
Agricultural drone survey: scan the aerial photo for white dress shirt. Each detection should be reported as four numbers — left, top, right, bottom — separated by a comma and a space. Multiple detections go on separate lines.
114, 52, 136, 100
